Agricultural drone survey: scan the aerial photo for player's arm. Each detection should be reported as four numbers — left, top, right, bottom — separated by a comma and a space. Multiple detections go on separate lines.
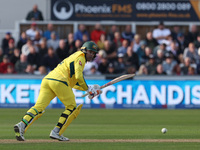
73, 56, 88, 91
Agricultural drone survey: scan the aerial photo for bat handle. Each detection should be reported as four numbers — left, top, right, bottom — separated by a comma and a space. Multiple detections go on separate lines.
81, 92, 88, 97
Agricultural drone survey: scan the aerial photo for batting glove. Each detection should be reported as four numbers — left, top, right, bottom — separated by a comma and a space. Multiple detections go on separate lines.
87, 84, 102, 99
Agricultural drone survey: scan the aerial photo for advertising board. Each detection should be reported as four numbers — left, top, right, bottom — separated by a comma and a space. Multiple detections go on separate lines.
51, 0, 200, 21
1, 78, 200, 109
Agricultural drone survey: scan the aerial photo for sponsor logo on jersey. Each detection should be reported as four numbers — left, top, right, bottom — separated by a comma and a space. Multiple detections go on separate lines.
79, 60, 82, 66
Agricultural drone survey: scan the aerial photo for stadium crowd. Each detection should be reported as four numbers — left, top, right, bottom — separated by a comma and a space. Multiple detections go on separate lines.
0, 5, 200, 76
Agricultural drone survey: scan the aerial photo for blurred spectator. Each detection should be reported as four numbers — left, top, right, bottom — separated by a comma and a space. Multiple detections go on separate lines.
84, 64, 101, 75
172, 64, 182, 75
27, 46, 40, 70
124, 46, 139, 70
42, 47, 60, 71
145, 31, 158, 50
38, 66, 47, 75
155, 49, 164, 65
47, 32, 59, 51
113, 31, 123, 50
6, 65, 16, 74
10, 48, 20, 65
43, 23, 58, 40
1, 32, 14, 52
82, 34, 89, 43
121, 25, 134, 45
168, 41, 180, 63
66, 33, 75, 55
152, 21, 171, 44
56, 39, 68, 61
90, 23, 106, 43
118, 39, 129, 55
162, 52, 177, 75
17, 31, 27, 50
98, 56, 109, 74
107, 25, 118, 42
194, 33, 200, 49
94, 49, 107, 65
145, 54, 157, 75
196, 58, 200, 74
136, 40, 146, 65
38, 38, 48, 60
153, 43, 167, 57
155, 64, 166, 75
25, 64, 35, 74
74, 24, 90, 42
26, 4, 44, 21
136, 64, 148, 75
171, 25, 181, 41
188, 66, 196, 75
83, 61, 98, 75
33, 31, 42, 48
176, 32, 187, 54
15, 54, 28, 74
161, 34, 174, 51
0, 48, 3, 63
104, 40, 117, 62
0, 55, 14, 73
178, 54, 184, 65
180, 57, 196, 75
21, 38, 38, 56
26, 22, 42, 40
183, 42, 199, 64
126, 66, 137, 74
4, 39, 15, 57
114, 53, 126, 73
106, 62, 118, 74
131, 34, 141, 52
140, 46, 152, 65
185, 24, 199, 45
72, 39, 82, 53
97, 34, 106, 50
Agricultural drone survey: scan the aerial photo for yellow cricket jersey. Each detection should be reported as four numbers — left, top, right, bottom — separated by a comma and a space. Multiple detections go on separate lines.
45, 51, 88, 91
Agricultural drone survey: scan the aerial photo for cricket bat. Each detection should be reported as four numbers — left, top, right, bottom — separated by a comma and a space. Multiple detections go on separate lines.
81, 74, 135, 97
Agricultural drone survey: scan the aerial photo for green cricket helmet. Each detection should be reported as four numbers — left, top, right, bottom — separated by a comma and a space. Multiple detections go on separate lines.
81, 41, 98, 53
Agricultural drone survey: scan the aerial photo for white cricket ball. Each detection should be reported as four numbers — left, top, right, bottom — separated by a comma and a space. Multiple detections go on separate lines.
161, 128, 167, 134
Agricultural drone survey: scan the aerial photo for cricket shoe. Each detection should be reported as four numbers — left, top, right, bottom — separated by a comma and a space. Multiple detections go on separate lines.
50, 130, 69, 141
14, 123, 25, 141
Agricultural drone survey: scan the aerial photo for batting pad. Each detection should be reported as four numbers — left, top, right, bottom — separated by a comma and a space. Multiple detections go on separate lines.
59, 104, 83, 135
24, 111, 44, 133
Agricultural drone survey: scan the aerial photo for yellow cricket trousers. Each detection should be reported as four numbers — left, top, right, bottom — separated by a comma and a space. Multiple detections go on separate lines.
33, 78, 76, 112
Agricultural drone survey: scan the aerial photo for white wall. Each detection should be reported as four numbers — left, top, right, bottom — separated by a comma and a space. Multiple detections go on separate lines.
0, 0, 48, 29
0, 0, 49, 46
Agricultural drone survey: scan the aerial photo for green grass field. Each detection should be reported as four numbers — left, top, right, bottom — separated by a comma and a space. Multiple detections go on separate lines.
0, 108, 200, 150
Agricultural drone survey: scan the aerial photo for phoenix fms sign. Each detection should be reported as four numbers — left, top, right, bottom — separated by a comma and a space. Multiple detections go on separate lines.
51, 0, 200, 21
51, 0, 133, 21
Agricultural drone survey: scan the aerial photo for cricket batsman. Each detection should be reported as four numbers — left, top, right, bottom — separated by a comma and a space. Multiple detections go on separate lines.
14, 41, 102, 141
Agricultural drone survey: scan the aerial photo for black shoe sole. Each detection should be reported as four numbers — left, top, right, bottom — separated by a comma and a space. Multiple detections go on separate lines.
50, 136, 57, 140
14, 125, 25, 141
